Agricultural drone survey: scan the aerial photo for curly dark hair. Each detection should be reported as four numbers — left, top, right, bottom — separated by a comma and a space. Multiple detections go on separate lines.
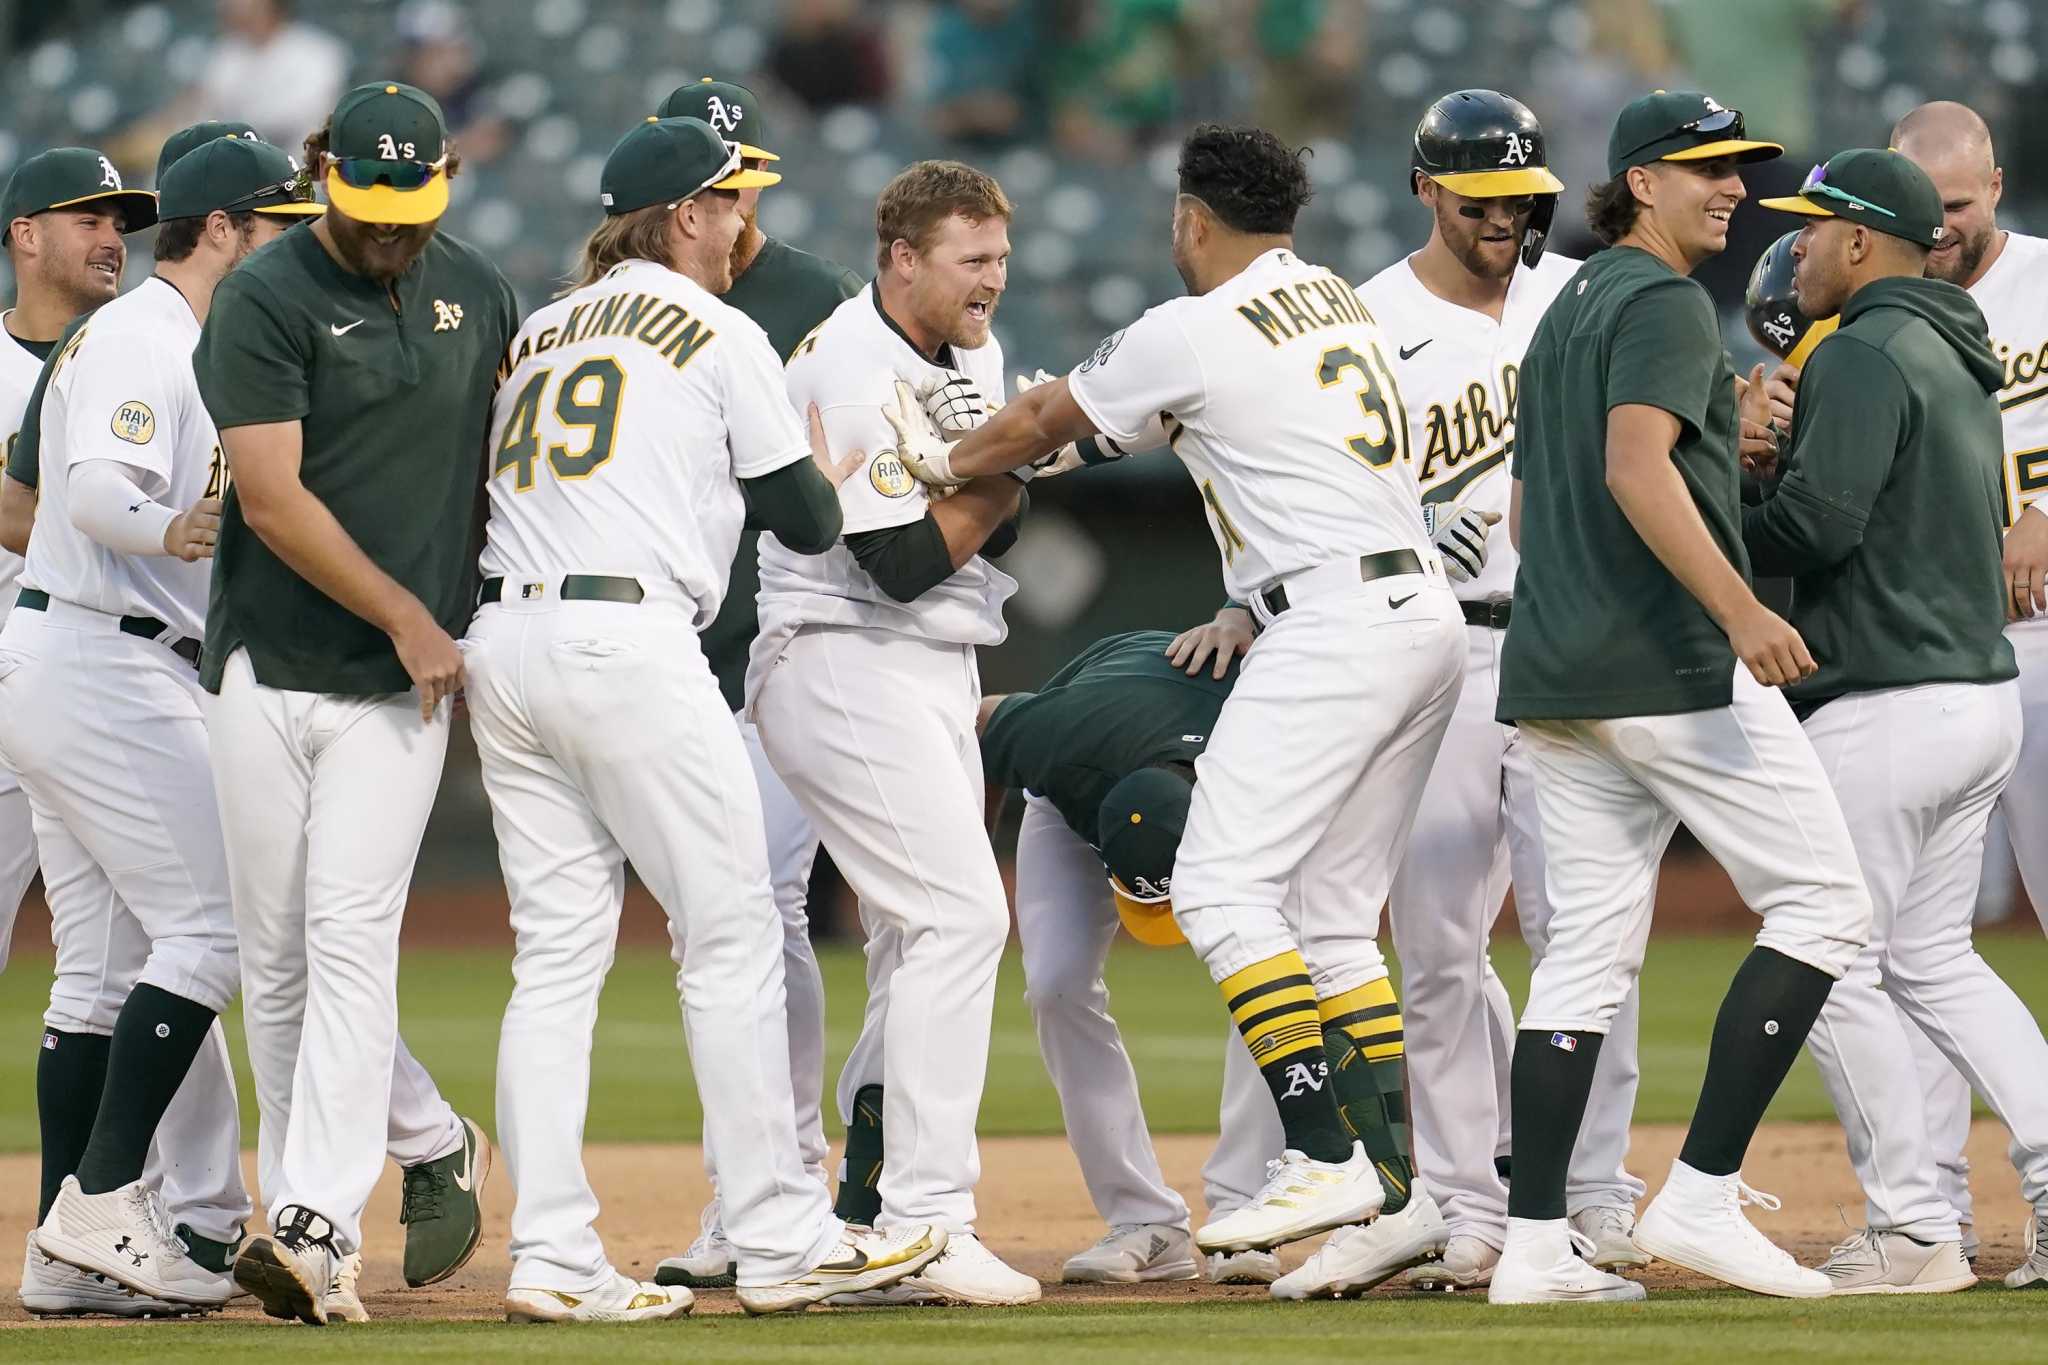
1176, 124, 1312, 236
1586, 174, 1642, 246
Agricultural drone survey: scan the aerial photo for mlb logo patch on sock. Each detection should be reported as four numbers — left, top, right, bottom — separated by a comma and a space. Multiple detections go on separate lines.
1549, 1032, 1578, 1052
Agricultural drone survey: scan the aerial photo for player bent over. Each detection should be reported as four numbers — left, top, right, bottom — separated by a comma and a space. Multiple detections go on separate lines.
887, 124, 1466, 1262
470, 117, 944, 1322
1747, 150, 2048, 1295
1493, 93, 1870, 1303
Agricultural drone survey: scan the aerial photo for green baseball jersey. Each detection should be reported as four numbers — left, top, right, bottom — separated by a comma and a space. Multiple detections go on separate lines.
1499, 246, 1749, 722
981, 630, 1239, 846
702, 235, 862, 710
193, 227, 520, 695
1743, 276, 2016, 707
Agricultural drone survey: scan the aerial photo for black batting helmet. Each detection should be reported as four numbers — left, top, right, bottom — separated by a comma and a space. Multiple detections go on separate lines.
1411, 89, 1565, 268
1744, 230, 1837, 367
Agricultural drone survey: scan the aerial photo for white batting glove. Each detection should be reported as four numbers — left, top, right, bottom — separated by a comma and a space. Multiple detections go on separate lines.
884, 379, 963, 488
1433, 506, 1502, 583
922, 370, 989, 435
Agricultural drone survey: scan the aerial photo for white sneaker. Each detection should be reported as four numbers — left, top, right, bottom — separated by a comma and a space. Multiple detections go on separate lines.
505, 1270, 693, 1323
1405, 1234, 1499, 1291
1061, 1224, 1199, 1284
737, 1223, 947, 1314
1205, 1249, 1281, 1284
824, 1232, 1041, 1306
1816, 1227, 1974, 1295
33, 1176, 233, 1307
656, 1199, 737, 1289
19, 1231, 210, 1318
1488, 1218, 1647, 1304
1195, 1143, 1384, 1254
1570, 1204, 1651, 1271
326, 1252, 370, 1322
1633, 1160, 1828, 1298
2007, 1211, 2048, 1289
1272, 1181, 1449, 1299
233, 1205, 340, 1326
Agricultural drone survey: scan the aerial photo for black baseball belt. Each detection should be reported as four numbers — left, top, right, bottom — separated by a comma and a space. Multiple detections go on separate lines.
478, 574, 646, 606
15, 587, 200, 666
1258, 548, 1424, 617
1460, 599, 1512, 629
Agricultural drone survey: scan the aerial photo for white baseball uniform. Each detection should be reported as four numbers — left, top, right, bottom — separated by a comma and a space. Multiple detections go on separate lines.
748, 284, 1014, 1234
1066, 248, 1464, 1016
469, 257, 844, 1290
0, 279, 248, 1240
1357, 252, 1645, 1246
0, 318, 47, 973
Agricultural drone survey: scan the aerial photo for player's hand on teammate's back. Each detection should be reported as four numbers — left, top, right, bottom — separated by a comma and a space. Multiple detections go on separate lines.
1166, 605, 1256, 679
390, 605, 464, 720
1725, 599, 1817, 688
162, 496, 223, 562
1433, 507, 1501, 583
805, 402, 865, 489
883, 380, 963, 487
2002, 504, 2048, 620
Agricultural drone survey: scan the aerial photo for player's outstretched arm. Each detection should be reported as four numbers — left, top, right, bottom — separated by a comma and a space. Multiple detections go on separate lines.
887, 374, 1099, 485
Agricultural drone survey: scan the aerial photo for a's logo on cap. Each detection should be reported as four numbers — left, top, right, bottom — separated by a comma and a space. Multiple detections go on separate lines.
98, 156, 121, 189
1499, 132, 1531, 166
376, 132, 419, 161
706, 95, 742, 133
1130, 874, 1170, 899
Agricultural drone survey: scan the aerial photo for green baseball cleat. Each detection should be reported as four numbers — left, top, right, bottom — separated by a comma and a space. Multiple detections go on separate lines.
401, 1117, 491, 1287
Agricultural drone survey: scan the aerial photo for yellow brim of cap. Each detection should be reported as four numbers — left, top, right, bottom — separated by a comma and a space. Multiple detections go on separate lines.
1430, 167, 1565, 197
1111, 885, 1185, 947
1786, 314, 1838, 370
325, 167, 449, 225
713, 166, 781, 189
1757, 194, 1832, 217
252, 201, 327, 217
737, 143, 780, 162
1663, 139, 1785, 164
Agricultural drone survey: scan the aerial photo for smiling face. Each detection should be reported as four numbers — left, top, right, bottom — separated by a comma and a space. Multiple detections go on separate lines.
1422, 180, 1532, 281
1639, 157, 1747, 264
903, 211, 1008, 349
324, 203, 438, 282
15, 204, 128, 310
1910, 149, 2001, 286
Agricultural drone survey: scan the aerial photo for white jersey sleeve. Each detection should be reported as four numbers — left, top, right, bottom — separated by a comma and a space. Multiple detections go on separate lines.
0, 320, 47, 628
1067, 311, 1205, 448
721, 323, 810, 480
55, 319, 182, 495
796, 352, 933, 535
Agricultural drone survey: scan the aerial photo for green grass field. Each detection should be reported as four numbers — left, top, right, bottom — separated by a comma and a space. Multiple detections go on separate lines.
3, 933, 2045, 1150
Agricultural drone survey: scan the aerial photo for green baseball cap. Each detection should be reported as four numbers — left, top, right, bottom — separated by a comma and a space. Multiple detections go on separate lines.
155, 120, 261, 184
656, 77, 779, 162
324, 81, 450, 225
1097, 765, 1195, 947
1, 147, 158, 233
599, 116, 779, 216
1607, 91, 1783, 177
158, 135, 323, 222
1758, 148, 1946, 248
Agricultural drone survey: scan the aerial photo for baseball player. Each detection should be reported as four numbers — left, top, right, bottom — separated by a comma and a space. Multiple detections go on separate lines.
11, 135, 307, 1312
190, 82, 514, 1324
472, 115, 945, 1322
1892, 101, 2048, 1290
1491, 91, 1871, 1303
1356, 89, 1648, 1291
646, 77, 863, 1293
746, 158, 1039, 1306
884, 124, 1466, 1262
1742, 147, 2043, 1296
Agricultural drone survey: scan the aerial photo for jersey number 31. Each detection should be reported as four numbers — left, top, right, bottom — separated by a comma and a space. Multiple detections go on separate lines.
494, 356, 625, 492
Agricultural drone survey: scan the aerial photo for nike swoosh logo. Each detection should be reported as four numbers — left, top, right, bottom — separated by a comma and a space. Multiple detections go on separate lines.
813, 1250, 870, 1275
1398, 340, 1433, 360
330, 320, 365, 337
1389, 592, 1417, 609
452, 1136, 474, 1192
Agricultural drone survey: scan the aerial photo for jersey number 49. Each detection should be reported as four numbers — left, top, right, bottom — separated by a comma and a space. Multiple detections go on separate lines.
494, 357, 625, 492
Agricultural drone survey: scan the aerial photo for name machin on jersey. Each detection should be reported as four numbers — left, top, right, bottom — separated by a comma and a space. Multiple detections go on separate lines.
1235, 272, 1377, 347
494, 289, 716, 383
1417, 362, 1519, 504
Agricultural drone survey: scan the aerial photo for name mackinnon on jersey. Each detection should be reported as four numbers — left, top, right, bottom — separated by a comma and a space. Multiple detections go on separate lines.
1417, 362, 1520, 505
497, 289, 716, 382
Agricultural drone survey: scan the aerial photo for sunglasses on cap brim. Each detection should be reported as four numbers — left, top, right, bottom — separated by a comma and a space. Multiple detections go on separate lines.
330, 154, 448, 191
1616, 107, 1743, 165
1797, 161, 1896, 218
220, 164, 323, 215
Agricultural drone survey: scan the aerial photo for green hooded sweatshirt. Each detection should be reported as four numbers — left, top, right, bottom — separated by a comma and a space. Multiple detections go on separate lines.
1743, 275, 2017, 709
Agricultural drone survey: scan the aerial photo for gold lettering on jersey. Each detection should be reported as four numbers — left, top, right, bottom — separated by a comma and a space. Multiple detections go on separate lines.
1237, 297, 1290, 346
1270, 288, 1316, 336
1293, 283, 1335, 327
1417, 362, 1519, 487
1235, 273, 1374, 348
497, 291, 720, 381
204, 442, 230, 499
1995, 335, 2048, 394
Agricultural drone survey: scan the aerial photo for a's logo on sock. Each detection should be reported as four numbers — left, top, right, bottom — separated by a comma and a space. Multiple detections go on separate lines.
1764, 1020, 1780, 1036
1549, 1032, 1578, 1052
1279, 1061, 1327, 1098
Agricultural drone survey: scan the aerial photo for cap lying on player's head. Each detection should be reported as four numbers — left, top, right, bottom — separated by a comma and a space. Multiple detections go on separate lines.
1171, 123, 1313, 295
1410, 88, 1564, 272
155, 120, 261, 186
1584, 91, 1782, 267
1, 147, 158, 311
874, 159, 1011, 352
570, 116, 775, 296
1745, 230, 1837, 369
1097, 764, 1196, 948
1759, 148, 1948, 319
306, 81, 458, 282
1892, 100, 2001, 287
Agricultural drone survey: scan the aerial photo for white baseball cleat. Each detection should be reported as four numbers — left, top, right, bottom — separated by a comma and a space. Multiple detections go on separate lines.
1816, 1228, 1974, 1295
1205, 1248, 1281, 1284
326, 1252, 370, 1322
1061, 1224, 1199, 1284
2007, 1211, 2048, 1289
1405, 1234, 1500, 1291
33, 1177, 233, 1307
233, 1205, 340, 1326
656, 1199, 736, 1289
19, 1231, 212, 1318
737, 1223, 947, 1314
1272, 1180, 1449, 1299
1570, 1204, 1651, 1271
1632, 1160, 1828, 1298
824, 1232, 1041, 1306
505, 1271, 694, 1323
1196, 1142, 1384, 1254
1488, 1218, 1647, 1304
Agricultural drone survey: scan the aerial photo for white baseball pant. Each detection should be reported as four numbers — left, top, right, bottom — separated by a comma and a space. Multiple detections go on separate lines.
1802, 681, 2048, 1239
1517, 668, 1871, 1035
754, 623, 1009, 1234
466, 587, 840, 1290
0, 775, 38, 975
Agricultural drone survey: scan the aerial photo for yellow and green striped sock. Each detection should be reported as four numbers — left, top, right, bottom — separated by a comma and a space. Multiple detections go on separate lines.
1221, 952, 1351, 1163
